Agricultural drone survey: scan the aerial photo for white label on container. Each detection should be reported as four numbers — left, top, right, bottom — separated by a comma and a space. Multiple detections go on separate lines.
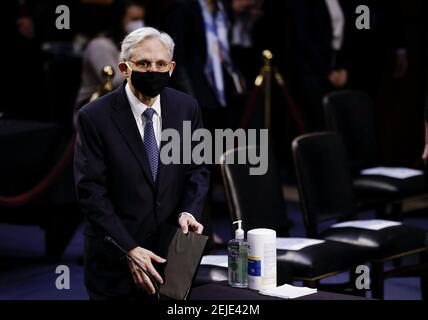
262, 242, 276, 288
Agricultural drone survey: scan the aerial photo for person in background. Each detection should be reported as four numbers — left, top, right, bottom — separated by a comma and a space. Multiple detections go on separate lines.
228, 0, 264, 86
3, 0, 45, 120
164, 0, 245, 131
422, 99, 428, 162
75, 0, 146, 109
290, 0, 352, 131
164, 0, 246, 247
347, 0, 408, 99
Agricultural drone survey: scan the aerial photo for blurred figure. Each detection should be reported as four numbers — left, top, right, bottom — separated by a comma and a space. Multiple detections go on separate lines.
228, 0, 264, 86
347, 0, 411, 164
164, 0, 245, 131
164, 0, 246, 247
290, 0, 353, 131
75, 0, 146, 109
422, 101, 428, 162
3, 0, 45, 120
347, 0, 408, 99
251, 0, 291, 73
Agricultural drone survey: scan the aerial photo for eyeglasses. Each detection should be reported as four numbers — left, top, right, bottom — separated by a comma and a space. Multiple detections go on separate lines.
127, 59, 171, 72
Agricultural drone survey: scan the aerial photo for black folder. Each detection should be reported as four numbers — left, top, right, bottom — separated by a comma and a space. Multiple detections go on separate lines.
155, 224, 208, 300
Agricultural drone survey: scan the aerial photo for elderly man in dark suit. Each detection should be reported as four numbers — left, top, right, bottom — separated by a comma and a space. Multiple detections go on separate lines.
74, 27, 210, 300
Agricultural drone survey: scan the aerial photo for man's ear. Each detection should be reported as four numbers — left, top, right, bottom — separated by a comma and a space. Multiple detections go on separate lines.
119, 62, 131, 78
169, 61, 176, 76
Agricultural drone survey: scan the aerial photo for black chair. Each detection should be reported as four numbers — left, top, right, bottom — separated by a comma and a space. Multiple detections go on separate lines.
220, 145, 369, 289
221, 146, 290, 236
292, 132, 428, 299
323, 90, 426, 216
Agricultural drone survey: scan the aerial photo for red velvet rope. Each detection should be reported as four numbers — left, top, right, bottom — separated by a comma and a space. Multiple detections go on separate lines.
239, 79, 307, 134
0, 134, 76, 207
239, 85, 262, 129
277, 80, 308, 134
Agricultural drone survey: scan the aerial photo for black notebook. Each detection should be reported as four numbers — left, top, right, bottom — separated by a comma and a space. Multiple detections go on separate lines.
155, 224, 208, 300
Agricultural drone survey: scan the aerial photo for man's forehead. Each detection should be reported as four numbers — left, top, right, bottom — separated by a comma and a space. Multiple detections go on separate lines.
130, 38, 169, 61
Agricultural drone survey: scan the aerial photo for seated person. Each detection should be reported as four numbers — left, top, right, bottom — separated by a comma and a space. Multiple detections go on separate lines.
75, 0, 146, 109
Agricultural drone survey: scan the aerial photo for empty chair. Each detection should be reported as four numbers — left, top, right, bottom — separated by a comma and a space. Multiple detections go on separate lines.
220, 145, 368, 289
292, 132, 428, 299
323, 90, 426, 214
221, 146, 290, 236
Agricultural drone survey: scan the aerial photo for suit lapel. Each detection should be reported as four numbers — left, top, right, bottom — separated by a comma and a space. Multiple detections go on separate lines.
110, 84, 155, 189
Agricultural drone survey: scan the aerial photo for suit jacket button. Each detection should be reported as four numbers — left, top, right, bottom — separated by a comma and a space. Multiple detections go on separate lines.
156, 201, 161, 208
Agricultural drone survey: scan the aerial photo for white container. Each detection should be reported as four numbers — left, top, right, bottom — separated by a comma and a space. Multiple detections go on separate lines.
247, 228, 277, 290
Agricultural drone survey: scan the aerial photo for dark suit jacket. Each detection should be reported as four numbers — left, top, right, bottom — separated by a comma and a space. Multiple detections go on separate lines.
346, 0, 407, 95
290, 0, 353, 79
74, 83, 210, 296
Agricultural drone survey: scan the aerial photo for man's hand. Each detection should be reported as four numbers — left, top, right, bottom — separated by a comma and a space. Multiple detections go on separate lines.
422, 144, 428, 162
393, 51, 408, 79
328, 69, 348, 88
16, 17, 34, 39
178, 213, 204, 234
127, 246, 166, 295
232, 0, 263, 19
232, 0, 255, 14
423, 123, 428, 162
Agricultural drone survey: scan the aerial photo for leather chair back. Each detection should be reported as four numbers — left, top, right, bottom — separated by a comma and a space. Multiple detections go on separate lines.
220, 145, 290, 237
292, 132, 357, 237
323, 90, 378, 171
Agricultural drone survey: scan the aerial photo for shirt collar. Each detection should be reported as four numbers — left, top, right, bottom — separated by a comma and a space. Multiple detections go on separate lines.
125, 82, 161, 120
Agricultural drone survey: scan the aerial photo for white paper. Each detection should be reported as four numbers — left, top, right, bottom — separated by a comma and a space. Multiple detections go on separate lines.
331, 219, 402, 230
259, 284, 317, 299
276, 237, 325, 251
200, 255, 228, 268
360, 166, 423, 179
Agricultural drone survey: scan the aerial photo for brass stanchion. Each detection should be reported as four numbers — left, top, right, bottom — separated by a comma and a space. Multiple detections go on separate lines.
258, 50, 273, 130
240, 50, 307, 133
90, 65, 115, 102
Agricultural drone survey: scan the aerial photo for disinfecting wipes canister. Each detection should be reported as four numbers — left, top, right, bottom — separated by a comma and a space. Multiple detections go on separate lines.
247, 228, 277, 290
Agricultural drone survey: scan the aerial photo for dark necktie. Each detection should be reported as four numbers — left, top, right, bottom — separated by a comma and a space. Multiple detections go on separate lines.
143, 108, 159, 182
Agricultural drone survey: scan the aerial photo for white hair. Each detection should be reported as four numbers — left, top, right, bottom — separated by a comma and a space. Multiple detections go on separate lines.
120, 27, 175, 62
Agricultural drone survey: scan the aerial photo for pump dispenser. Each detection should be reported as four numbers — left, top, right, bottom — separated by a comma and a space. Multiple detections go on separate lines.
234, 220, 244, 239
228, 220, 248, 288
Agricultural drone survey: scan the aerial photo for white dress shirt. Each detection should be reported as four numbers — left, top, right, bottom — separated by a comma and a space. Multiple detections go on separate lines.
125, 82, 162, 148
324, 0, 345, 51
125, 83, 197, 223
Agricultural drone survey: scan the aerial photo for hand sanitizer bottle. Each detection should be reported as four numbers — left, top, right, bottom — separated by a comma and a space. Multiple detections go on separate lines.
228, 220, 248, 288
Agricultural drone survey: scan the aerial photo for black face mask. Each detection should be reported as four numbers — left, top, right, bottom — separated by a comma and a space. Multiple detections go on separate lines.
130, 70, 170, 97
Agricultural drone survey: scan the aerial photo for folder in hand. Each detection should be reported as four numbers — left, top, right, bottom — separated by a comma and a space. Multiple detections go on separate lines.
155, 224, 208, 300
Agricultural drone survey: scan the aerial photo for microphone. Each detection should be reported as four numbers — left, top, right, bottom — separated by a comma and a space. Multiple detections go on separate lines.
104, 236, 160, 299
